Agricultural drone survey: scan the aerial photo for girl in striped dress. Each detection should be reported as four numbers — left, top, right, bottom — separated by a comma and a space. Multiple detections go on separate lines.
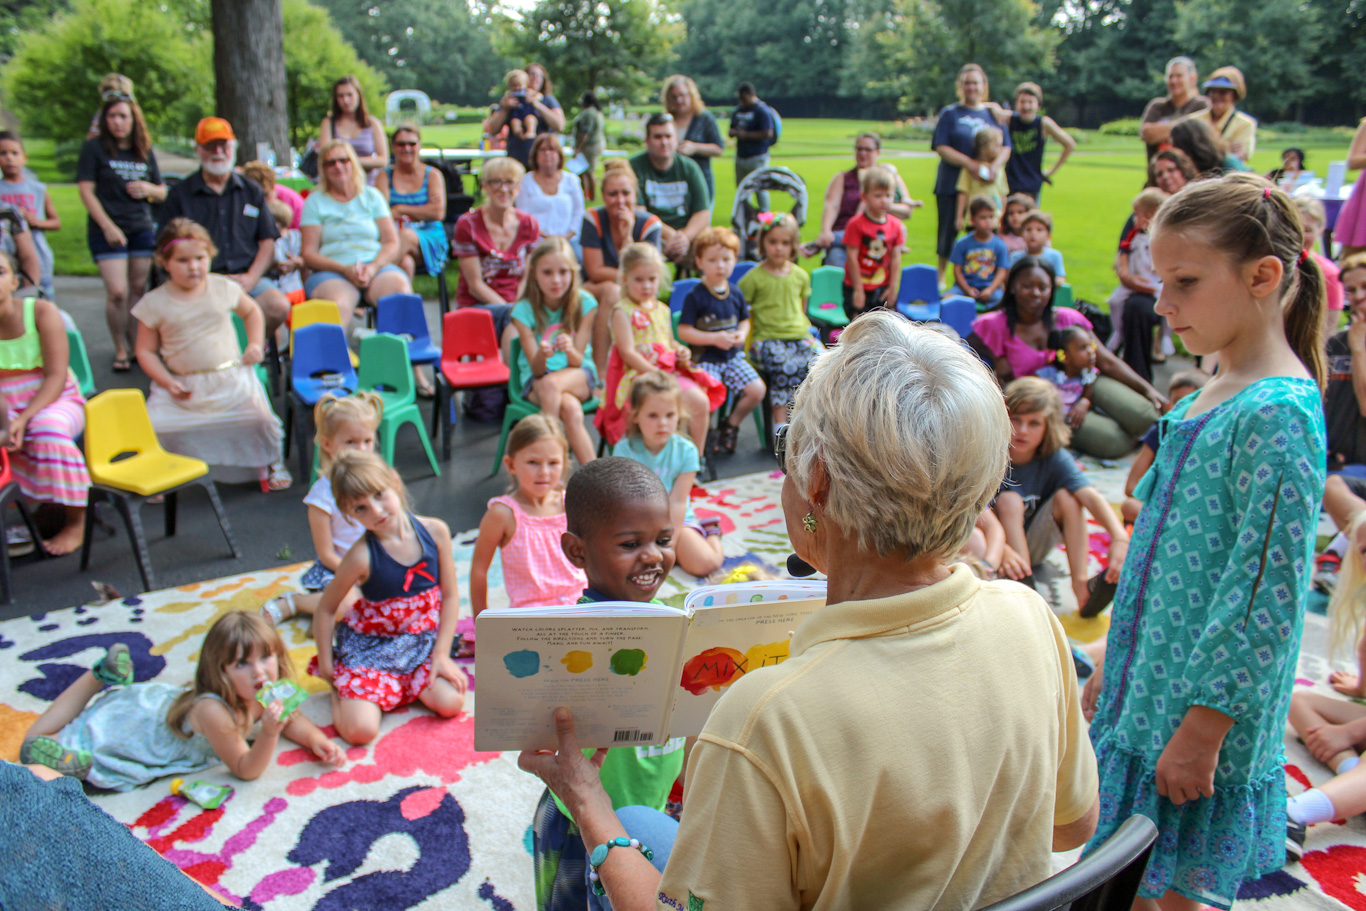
469, 414, 587, 631
0, 250, 89, 555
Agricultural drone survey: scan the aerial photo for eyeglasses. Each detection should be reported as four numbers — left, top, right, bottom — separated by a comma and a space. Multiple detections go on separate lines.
484, 178, 515, 189
393, 140, 419, 148
774, 423, 789, 474
323, 158, 351, 168
855, 146, 878, 153
201, 140, 231, 153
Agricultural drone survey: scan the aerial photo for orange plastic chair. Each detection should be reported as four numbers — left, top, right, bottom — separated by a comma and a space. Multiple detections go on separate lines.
80, 389, 240, 592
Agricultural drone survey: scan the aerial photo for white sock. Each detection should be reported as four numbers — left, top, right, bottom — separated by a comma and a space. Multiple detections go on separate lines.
1287, 788, 1336, 825
1338, 755, 1360, 774
1329, 533, 1349, 561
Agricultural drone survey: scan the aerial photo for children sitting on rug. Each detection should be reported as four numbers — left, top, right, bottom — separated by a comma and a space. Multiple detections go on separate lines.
311, 450, 468, 746
19, 612, 343, 787
531, 456, 688, 911
992, 377, 1129, 615
262, 391, 384, 629
469, 414, 587, 621
677, 227, 765, 455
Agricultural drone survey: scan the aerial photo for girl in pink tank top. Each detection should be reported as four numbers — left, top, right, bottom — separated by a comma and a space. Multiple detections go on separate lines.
469, 415, 587, 632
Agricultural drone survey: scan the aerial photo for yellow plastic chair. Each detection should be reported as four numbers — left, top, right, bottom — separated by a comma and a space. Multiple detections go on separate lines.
79, 389, 240, 593
290, 299, 360, 368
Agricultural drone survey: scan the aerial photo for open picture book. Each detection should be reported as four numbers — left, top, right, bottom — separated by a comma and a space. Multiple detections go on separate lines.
473, 580, 827, 751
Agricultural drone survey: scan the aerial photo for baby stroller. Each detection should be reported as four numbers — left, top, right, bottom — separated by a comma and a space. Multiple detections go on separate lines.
731, 166, 808, 261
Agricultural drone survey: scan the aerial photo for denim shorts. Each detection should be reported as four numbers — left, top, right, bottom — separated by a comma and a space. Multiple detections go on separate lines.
88, 223, 156, 261
304, 264, 405, 296
520, 364, 597, 400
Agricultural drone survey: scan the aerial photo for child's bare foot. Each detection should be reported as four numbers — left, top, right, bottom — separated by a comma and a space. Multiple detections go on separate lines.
43, 521, 85, 556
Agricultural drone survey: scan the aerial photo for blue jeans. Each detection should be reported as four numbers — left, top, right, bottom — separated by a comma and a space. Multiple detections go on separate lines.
822, 230, 847, 268
585, 806, 679, 911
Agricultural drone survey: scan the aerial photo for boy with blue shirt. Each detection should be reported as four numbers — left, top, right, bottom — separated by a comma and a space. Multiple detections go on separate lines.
951, 196, 1010, 310
1009, 210, 1066, 278
678, 227, 766, 454
531, 457, 688, 911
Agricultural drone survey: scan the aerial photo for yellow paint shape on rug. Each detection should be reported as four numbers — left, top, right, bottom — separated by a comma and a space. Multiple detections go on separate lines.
155, 579, 305, 655
0, 702, 40, 762
1059, 610, 1110, 644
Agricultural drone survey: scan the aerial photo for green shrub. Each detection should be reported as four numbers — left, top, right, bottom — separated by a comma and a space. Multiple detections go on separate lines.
1098, 118, 1143, 137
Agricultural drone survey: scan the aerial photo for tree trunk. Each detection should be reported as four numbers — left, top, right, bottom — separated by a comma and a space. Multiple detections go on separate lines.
211, 0, 290, 166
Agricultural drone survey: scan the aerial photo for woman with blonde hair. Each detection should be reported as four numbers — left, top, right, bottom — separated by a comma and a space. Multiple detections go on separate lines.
661, 74, 725, 198
452, 156, 542, 338
300, 140, 412, 331
522, 311, 1098, 909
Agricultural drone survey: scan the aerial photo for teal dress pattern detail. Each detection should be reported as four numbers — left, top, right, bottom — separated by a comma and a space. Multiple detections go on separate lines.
385, 165, 450, 276
1085, 377, 1325, 909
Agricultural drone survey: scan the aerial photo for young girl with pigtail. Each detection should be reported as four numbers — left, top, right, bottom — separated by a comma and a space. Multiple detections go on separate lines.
262, 391, 384, 628
1083, 174, 1327, 908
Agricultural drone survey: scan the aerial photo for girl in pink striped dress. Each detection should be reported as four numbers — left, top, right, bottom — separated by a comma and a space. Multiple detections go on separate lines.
469, 415, 587, 636
0, 251, 90, 555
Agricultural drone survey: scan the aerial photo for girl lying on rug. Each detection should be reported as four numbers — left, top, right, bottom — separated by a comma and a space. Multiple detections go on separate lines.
19, 612, 345, 787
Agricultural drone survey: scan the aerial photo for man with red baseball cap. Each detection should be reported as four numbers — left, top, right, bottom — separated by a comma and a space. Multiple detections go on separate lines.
163, 116, 288, 333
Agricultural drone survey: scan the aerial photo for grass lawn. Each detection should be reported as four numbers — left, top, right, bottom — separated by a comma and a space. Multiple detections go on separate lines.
33, 124, 1359, 304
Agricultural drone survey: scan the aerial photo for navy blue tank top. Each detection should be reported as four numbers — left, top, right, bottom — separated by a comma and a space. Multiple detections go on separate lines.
359, 514, 440, 603
1005, 114, 1046, 196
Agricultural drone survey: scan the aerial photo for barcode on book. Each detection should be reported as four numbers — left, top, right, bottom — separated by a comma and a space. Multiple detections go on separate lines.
613, 729, 654, 743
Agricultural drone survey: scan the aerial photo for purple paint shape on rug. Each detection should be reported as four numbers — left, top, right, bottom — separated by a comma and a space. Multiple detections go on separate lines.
18, 632, 164, 699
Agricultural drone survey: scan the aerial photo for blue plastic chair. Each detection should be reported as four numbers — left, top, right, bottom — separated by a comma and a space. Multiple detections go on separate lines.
897, 264, 941, 322
285, 323, 357, 478
940, 296, 977, 339
375, 292, 441, 366
731, 261, 758, 282
668, 278, 700, 313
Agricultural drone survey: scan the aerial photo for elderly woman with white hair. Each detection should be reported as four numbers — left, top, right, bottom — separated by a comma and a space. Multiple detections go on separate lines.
520, 310, 1100, 911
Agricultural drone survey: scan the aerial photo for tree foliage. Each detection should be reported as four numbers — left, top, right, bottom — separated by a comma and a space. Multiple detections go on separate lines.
316, 0, 507, 105
497, 0, 680, 104
2, 0, 212, 142
280, 0, 388, 145
1174, 0, 1321, 116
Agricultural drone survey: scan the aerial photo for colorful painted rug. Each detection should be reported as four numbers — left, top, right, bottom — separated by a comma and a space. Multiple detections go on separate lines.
3, 465, 1363, 909
0, 470, 797, 910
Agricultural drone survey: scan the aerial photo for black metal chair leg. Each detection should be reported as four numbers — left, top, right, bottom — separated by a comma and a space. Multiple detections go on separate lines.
79, 489, 99, 571
115, 495, 155, 593
201, 479, 241, 560
164, 491, 178, 537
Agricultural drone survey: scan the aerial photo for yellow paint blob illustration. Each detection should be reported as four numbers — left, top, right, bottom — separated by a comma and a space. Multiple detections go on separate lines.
561, 650, 595, 674
744, 639, 791, 672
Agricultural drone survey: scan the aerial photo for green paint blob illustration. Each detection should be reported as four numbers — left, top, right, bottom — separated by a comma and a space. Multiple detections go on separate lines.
609, 648, 648, 676
504, 649, 541, 678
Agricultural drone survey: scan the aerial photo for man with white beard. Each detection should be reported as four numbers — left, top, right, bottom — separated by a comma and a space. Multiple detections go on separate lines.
162, 117, 289, 334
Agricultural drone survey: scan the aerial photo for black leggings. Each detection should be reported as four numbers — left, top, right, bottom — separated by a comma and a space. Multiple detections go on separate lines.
1119, 292, 1160, 384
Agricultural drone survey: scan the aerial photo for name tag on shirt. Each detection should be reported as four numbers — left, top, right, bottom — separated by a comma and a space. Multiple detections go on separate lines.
244, 204, 259, 218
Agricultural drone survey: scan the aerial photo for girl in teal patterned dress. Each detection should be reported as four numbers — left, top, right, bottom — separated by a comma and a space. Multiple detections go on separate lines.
1084, 174, 1328, 910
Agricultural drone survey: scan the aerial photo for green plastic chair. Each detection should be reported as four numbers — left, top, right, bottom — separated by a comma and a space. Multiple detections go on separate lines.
1054, 283, 1075, 310
357, 332, 440, 478
66, 327, 95, 398
491, 337, 598, 476
806, 265, 848, 333
231, 312, 274, 402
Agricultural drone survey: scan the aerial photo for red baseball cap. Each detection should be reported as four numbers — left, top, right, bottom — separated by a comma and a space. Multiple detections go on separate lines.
195, 117, 236, 145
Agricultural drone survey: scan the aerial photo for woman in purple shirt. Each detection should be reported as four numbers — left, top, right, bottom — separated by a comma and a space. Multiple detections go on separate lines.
969, 257, 1163, 459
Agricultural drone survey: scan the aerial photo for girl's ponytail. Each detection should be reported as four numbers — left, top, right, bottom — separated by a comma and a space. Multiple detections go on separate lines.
1285, 250, 1326, 390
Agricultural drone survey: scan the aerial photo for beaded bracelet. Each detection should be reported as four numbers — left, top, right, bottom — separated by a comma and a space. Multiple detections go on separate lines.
587, 836, 653, 896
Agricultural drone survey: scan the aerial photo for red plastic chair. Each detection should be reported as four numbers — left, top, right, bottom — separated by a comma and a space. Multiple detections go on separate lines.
432, 308, 511, 460
0, 447, 47, 604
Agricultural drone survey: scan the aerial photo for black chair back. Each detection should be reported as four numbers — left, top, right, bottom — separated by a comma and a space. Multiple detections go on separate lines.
976, 815, 1158, 911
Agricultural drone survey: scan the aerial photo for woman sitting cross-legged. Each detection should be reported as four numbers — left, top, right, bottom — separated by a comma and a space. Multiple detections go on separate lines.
519, 310, 1099, 911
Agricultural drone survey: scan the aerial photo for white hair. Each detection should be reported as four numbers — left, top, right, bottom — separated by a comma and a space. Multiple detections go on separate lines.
786, 311, 1010, 561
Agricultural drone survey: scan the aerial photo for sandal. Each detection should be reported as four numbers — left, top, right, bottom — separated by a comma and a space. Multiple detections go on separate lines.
1079, 571, 1118, 618
261, 462, 293, 492
92, 642, 134, 687
261, 593, 298, 627
718, 422, 739, 455
111, 357, 132, 373
416, 382, 436, 400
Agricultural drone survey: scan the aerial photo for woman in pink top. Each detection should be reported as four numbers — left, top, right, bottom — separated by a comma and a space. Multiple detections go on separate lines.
469, 416, 587, 626
968, 256, 1165, 459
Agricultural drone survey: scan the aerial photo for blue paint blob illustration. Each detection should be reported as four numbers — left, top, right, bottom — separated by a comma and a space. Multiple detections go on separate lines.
503, 649, 541, 678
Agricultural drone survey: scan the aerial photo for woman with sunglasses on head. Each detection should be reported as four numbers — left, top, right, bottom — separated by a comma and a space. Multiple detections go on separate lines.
375, 123, 448, 284
300, 140, 412, 333
77, 87, 165, 372
451, 157, 541, 339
